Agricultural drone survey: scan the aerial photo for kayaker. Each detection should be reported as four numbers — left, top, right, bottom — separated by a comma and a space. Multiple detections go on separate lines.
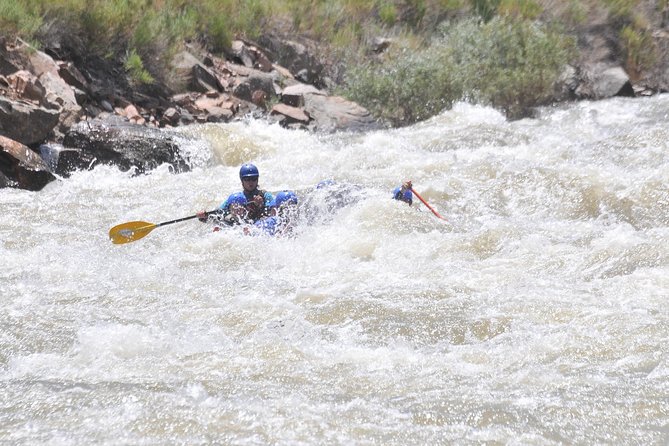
392, 180, 413, 205
198, 163, 274, 225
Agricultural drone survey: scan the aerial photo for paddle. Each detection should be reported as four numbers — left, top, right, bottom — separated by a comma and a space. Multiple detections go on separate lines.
109, 211, 214, 244
409, 187, 447, 221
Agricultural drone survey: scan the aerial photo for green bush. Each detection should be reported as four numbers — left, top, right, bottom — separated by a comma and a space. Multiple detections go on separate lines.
621, 23, 655, 80
124, 48, 154, 85
342, 17, 575, 124
342, 42, 463, 125
0, 1, 43, 41
0, 0, 275, 84
448, 18, 575, 118
379, 2, 398, 25
79, 1, 136, 52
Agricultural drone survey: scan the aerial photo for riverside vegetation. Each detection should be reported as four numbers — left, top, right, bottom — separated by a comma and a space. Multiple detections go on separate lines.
1, 0, 667, 125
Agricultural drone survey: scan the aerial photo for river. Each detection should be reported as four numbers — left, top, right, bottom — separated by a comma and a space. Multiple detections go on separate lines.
1, 96, 668, 445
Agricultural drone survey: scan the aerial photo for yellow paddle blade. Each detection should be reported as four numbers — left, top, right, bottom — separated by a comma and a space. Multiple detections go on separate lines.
109, 221, 157, 244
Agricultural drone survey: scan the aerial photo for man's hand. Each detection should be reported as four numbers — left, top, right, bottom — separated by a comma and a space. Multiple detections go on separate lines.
196, 211, 208, 222
246, 195, 264, 215
251, 195, 264, 208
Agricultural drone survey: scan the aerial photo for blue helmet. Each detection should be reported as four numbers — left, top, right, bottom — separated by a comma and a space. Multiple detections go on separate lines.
239, 163, 259, 179
393, 186, 412, 204
270, 190, 298, 208
226, 192, 247, 207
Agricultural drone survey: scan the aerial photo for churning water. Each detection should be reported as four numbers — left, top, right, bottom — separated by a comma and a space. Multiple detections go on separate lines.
1, 96, 668, 445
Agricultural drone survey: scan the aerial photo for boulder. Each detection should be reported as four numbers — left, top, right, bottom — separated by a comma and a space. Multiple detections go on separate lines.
232, 72, 276, 103
0, 43, 24, 76
303, 94, 378, 133
0, 96, 60, 145
230, 40, 273, 72
554, 64, 579, 101
26, 46, 82, 131
592, 66, 634, 98
192, 63, 224, 93
170, 50, 201, 92
57, 61, 89, 93
257, 35, 325, 88
6, 70, 47, 103
193, 95, 237, 121
0, 135, 55, 190
39, 142, 95, 177
271, 103, 310, 124
170, 51, 224, 93
230, 40, 255, 68
63, 117, 190, 173
281, 83, 324, 107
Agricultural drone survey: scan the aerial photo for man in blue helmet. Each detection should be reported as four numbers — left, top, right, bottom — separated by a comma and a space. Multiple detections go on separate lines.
235, 163, 274, 221
393, 180, 413, 205
198, 163, 274, 226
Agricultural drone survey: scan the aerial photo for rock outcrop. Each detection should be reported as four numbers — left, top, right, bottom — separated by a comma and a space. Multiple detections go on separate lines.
0, 135, 55, 191
62, 117, 191, 174
0, 37, 380, 190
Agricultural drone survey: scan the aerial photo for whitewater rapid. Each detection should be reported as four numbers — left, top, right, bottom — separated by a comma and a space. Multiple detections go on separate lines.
1, 97, 668, 445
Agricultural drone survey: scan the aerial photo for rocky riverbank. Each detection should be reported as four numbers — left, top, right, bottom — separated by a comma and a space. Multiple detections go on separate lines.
1, 19, 668, 191
0, 34, 382, 190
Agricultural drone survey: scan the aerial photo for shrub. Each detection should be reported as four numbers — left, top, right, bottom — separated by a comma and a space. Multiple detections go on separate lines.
0, 1, 43, 41
448, 17, 576, 118
125, 48, 155, 85
342, 17, 575, 124
621, 23, 656, 81
341, 42, 463, 125
379, 2, 398, 25
79, 0, 136, 53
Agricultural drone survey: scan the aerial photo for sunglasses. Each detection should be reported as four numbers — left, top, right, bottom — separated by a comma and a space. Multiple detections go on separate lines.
242, 177, 259, 182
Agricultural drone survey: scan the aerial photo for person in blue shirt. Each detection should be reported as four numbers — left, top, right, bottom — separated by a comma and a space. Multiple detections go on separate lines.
236, 163, 274, 220
392, 180, 413, 205
198, 163, 274, 226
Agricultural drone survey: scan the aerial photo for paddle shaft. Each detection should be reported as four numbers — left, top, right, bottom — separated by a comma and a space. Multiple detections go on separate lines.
410, 187, 447, 221
155, 213, 204, 228
109, 210, 216, 244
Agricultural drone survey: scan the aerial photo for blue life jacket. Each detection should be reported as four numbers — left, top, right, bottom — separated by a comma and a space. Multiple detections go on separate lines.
219, 189, 274, 222
392, 186, 413, 204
